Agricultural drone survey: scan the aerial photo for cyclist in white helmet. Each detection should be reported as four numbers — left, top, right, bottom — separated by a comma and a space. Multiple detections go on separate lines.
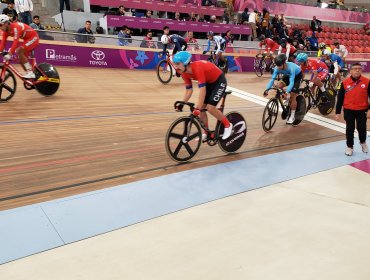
203, 31, 227, 68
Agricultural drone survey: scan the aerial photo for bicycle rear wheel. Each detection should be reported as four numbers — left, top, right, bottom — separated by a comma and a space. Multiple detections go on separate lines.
0, 67, 16, 102
292, 95, 307, 126
165, 116, 202, 162
318, 88, 336, 116
157, 59, 173, 84
218, 111, 247, 153
262, 98, 279, 132
254, 57, 265, 77
34, 63, 60, 96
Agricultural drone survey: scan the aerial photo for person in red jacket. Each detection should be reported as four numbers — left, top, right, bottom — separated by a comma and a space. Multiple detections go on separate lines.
173, 51, 233, 140
335, 63, 370, 156
0, 14, 39, 78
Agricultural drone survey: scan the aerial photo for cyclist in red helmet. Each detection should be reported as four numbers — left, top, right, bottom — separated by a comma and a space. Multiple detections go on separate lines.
0, 14, 39, 78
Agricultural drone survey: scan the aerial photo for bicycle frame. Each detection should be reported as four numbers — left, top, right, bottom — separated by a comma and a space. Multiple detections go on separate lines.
162, 51, 180, 75
0, 57, 50, 87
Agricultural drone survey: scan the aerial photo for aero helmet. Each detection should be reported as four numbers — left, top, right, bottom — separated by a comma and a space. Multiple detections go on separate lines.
318, 42, 326, 49
161, 35, 169, 44
296, 53, 308, 63
0, 14, 10, 24
173, 51, 192, 66
274, 54, 287, 67
206, 31, 214, 37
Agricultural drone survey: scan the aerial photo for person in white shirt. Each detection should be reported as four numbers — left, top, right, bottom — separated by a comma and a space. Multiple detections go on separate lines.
14, 0, 33, 25
248, 10, 257, 41
333, 41, 348, 64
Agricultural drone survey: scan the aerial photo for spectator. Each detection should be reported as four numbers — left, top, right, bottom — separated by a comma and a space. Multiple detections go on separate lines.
222, 9, 229, 24
117, 5, 125, 16
14, 0, 32, 25
202, 0, 212, 6
140, 30, 156, 48
333, 41, 348, 64
145, 10, 152, 18
248, 9, 257, 41
187, 12, 197, 22
241, 8, 249, 24
198, 14, 205, 22
307, 31, 318, 51
209, 15, 216, 23
185, 31, 200, 51
261, 8, 270, 37
2, 0, 18, 22
59, 0, 70, 13
30, 15, 54, 40
174, 12, 182, 21
118, 25, 132, 46
335, 63, 369, 156
364, 22, 370, 35
310, 16, 322, 32
76, 20, 95, 44
224, 30, 234, 46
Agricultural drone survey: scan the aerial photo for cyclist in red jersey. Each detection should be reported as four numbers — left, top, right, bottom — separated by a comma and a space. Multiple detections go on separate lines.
278, 38, 297, 62
0, 14, 39, 78
172, 51, 233, 140
259, 35, 279, 55
296, 53, 328, 96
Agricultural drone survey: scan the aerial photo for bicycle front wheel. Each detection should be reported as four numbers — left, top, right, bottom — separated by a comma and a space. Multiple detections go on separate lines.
262, 98, 279, 132
0, 67, 16, 102
318, 88, 336, 116
165, 116, 202, 162
157, 59, 173, 84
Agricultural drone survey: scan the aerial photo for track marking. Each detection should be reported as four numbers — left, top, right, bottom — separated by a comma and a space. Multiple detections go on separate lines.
228, 86, 370, 137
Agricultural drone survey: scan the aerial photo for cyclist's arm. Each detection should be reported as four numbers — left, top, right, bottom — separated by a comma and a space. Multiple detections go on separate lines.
277, 46, 282, 55
285, 45, 290, 61
311, 70, 318, 81
266, 68, 278, 90
333, 61, 339, 75
9, 25, 21, 55
197, 86, 206, 109
286, 72, 295, 93
0, 32, 7, 52
183, 77, 193, 102
342, 46, 348, 58
204, 40, 211, 53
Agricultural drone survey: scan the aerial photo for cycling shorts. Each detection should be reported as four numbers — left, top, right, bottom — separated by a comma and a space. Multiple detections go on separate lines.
317, 69, 329, 81
281, 71, 303, 93
21, 34, 39, 56
205, 74, 227, 106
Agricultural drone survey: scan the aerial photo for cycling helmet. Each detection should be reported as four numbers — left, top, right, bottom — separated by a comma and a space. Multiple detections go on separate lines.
173, 51, 192, 66
161, 35, 169, 44
323, 49, 331, 55
275, 54, 287, 67
334, 41, 340, 46
0, 14, 10, 24
296, 53, 308, 63
206, 31, 214, 37
318, 42, 326, 49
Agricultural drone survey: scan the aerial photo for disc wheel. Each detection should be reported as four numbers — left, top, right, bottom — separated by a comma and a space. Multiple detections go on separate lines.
0, 67, 16, 102
165, 116, 202, 162
217, 112, 247, 153
318, 88, 336, 116
292, 95, 307, 126
157, 59, 173, 84
34, 63, 60, 96
262, 98, 279, 132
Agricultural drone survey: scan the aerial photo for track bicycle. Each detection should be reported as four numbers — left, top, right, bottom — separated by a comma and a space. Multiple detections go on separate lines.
0, 52, 60, 102
207, 51, 228, 74
254, 53, 275, 77
165, 91, 247, 162
301, 79, 336, 115
262, 86, 307, 132
156, 50, 181, 84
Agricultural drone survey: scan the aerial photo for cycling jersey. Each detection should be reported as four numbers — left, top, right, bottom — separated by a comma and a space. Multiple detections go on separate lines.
267, 62, 302, 93
300, 58, 328, 80
162, 34, 187, 56
204, 35, 226, 55
278, 43, 297, 56
317, 46, 332, 57
328, 53, 344, 68
0, 22, 39, 55
181, 60, 222, 89
260, 38, 279, 53
333, 45, 348, 58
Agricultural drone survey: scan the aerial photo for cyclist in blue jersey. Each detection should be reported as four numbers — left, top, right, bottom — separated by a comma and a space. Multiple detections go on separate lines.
161, 26, 187, 57
265, 54, 303, 124
203, 31, 227, 67
321, 49, 344, 88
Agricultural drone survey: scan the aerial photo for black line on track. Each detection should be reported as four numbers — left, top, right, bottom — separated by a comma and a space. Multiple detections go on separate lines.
0, 134, 343, 203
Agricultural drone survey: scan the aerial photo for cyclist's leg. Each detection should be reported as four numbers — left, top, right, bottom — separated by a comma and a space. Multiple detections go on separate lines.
17, 35, 39, 77
287, 73, 302, 123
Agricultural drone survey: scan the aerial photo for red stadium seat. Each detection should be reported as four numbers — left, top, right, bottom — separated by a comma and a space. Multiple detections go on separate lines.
364, 47, 370, 53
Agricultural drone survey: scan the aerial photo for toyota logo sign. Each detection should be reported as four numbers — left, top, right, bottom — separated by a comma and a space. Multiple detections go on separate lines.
91, 50, 105, 61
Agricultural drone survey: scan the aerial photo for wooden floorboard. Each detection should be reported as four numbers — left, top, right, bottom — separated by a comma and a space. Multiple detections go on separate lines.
0, 68, 366, 210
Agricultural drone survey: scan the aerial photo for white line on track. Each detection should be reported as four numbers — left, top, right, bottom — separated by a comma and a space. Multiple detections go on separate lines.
228, 86, 370, 137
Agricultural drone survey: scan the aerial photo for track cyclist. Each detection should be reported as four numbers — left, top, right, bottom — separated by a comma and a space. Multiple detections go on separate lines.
321, 49, 344, 88
161, 26, 187, 57
203, 31, 227, 68
259, 35, 279, 57
173, 51, 233, 140
265, 53, 303, 124
0, 14, 39, 79
277, 38, 297, 62
296, 52, 329, 99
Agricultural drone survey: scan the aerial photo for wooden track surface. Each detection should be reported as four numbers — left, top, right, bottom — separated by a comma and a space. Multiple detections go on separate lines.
0, 68, 367, 210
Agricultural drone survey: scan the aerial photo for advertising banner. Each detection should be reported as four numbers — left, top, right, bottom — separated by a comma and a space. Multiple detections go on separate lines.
107, 16, 251, 34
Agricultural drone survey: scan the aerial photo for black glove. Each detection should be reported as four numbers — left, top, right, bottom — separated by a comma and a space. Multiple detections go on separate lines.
202, 51, 207, 55
175, 104, 184, 112
263, 90, 269, 97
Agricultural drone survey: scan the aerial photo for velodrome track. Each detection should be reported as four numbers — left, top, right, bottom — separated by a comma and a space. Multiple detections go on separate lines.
0, 67, 369, 279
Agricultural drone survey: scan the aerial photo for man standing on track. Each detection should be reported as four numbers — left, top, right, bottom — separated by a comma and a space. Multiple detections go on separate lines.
335, 63, 369, 156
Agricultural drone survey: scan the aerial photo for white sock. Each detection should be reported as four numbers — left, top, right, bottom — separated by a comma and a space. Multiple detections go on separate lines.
24, 62, 32, 72
290, 110, 296, 119
320, 86, 326, 92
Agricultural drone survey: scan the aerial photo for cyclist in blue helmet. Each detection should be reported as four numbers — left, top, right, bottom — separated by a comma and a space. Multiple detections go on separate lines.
173, 51, 233, 140
203, 31, 227, 68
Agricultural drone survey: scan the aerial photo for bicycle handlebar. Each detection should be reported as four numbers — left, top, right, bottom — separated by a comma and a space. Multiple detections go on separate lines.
174, 101, 195, 111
